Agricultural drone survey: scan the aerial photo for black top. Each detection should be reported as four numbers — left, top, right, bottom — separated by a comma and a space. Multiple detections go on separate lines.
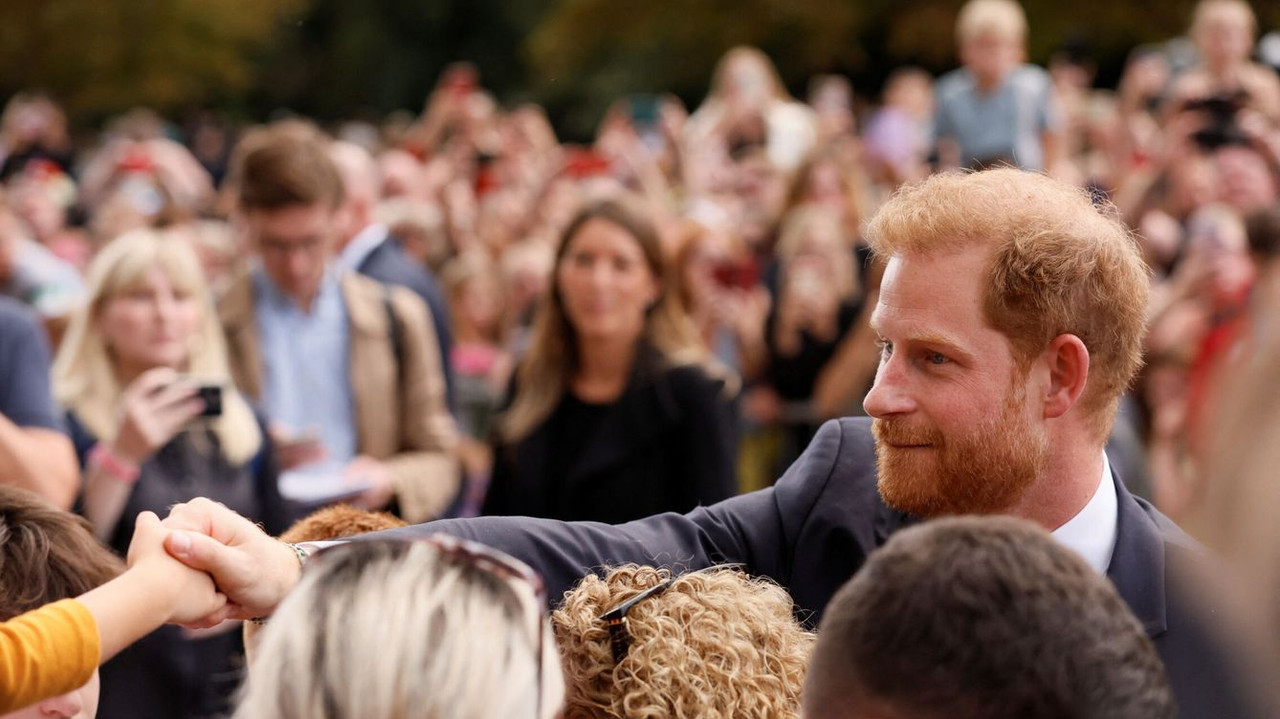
766, 298, 862, 401
543, 393, 610, 514
483, 351, 740, 524
68, 413, 288, 553
69, 411, 289, 719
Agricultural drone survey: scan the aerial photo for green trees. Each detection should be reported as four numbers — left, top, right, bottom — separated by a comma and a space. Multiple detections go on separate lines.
4, 0, 1277, 130
0, 0, 306, 121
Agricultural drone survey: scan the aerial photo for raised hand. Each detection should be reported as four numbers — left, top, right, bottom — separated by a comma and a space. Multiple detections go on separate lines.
112, 368, 207, 466
345, 455, 396, 511
161, 498, 304, 623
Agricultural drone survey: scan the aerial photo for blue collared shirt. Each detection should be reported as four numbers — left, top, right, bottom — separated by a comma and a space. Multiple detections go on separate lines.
252, 264, 358, 465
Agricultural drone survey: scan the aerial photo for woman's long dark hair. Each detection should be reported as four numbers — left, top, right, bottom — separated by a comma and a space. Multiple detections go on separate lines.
497, 196, 710, 444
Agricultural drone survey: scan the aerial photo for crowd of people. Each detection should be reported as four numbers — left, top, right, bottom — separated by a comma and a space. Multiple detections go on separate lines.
2, 0, 1280, 717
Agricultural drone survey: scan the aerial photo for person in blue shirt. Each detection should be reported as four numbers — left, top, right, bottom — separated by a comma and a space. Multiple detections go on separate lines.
933, 0, 1060, 172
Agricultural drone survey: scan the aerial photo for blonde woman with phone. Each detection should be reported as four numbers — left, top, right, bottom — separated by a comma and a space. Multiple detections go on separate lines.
51, 228, 288, 719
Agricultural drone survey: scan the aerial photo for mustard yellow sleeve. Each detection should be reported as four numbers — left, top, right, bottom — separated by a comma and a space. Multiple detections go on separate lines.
0, 598, 100, 712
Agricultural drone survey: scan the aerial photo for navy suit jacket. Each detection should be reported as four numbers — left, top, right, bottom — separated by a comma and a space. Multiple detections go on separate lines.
381, 417, 1257, 718
356, 235, 455, 406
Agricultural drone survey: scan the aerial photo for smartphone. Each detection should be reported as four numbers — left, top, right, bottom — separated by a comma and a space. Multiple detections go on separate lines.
195, 385, 223, 417
629, 95, 661, 127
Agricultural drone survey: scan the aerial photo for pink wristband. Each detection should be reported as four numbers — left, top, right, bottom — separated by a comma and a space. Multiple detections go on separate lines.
88, 444, 141, 484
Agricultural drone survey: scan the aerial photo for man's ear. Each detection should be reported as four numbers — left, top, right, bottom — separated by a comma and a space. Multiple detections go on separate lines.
1042, 334, 1089, 420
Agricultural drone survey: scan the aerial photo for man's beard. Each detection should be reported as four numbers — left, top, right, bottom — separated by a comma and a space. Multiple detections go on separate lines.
872, 386, 1048, 518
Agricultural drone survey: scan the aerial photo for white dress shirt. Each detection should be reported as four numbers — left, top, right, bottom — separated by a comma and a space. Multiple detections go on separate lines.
1050, 453, 1119, 574
336, 223, 388, 273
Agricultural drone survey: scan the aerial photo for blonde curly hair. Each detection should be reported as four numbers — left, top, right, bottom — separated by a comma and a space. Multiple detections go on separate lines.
552, 564, 814, 719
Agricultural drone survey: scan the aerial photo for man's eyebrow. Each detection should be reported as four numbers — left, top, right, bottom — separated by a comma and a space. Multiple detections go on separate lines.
911, 331, 975, 359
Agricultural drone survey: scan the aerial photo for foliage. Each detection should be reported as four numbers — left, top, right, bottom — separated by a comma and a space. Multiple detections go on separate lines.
247, 0, 554, 120
4, 0, 1280, 134
0, 0, 308, 121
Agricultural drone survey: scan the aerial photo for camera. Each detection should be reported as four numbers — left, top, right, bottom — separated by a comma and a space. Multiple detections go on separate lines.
1182, 92, 1250, 150
195, 384, 223, 417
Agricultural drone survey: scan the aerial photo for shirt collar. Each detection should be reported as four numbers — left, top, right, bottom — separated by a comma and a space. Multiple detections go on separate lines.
336, 223, 388, 273
1050, 452, 1119, 574
252, 261, 343, 314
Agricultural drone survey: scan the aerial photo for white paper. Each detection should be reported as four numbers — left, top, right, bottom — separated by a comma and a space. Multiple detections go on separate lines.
278, 466, 372, 504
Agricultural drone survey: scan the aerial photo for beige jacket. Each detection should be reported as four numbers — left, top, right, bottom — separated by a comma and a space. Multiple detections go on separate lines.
219, 269, 459, 522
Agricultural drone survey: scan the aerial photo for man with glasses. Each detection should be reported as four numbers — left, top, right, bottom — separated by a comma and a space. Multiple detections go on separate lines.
170, 168, 1249, 717
220, 123, 458, 522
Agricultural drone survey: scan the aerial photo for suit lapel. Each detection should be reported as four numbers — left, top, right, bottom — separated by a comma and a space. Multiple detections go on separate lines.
1106, 476, 1169, 638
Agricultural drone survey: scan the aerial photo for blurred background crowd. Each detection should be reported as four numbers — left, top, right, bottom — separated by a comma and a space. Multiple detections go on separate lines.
2, 0, 1280, 717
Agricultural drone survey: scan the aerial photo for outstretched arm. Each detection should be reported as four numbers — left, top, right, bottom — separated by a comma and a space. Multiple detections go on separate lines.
162, 420, 855, 617
0, 512, 226, 713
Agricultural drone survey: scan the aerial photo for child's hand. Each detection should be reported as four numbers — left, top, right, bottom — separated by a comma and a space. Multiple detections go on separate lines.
127, 511, 228, 626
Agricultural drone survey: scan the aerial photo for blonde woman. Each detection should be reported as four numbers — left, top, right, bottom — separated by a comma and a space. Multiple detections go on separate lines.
52, 229, 288, 719
234, 537, 564, 719
553, 564, 813, 718
484, 196, 739, 523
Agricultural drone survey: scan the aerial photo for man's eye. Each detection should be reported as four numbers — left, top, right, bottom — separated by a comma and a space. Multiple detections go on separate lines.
876, 340, 893, 358
927, 352, 947, 365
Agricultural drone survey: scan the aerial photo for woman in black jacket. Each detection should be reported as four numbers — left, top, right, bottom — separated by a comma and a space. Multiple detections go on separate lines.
483, 197, 739, 523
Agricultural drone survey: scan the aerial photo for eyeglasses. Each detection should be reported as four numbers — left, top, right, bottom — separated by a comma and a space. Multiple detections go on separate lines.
309, 535, 554, 718
597, 563, 746, 665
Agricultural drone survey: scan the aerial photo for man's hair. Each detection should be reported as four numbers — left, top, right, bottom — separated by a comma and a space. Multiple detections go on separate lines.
0, 486, 124, 621
235, 122, 344, 211
803, 516, 1175, 719
553, 564, 814, 718
955, 0, 1027, 43
866, 168, 1149, 441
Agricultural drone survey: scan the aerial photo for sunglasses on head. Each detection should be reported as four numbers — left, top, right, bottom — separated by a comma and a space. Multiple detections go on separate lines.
310, 535, 554, 718
597, 563, 747, 665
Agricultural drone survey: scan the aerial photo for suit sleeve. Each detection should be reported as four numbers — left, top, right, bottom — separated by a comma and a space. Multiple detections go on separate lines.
365, 418, 847, 606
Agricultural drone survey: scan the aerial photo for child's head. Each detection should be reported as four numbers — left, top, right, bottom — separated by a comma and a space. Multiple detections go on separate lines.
1190, 0, 1256, 69
0, 486, 124, 719
956, 0, 1028, 85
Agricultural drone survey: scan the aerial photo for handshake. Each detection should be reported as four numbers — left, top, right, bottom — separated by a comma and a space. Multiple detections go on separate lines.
125, 498, 305, 629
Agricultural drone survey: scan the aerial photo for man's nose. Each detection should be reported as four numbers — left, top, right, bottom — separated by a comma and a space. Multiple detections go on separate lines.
862, 357, 916, 418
